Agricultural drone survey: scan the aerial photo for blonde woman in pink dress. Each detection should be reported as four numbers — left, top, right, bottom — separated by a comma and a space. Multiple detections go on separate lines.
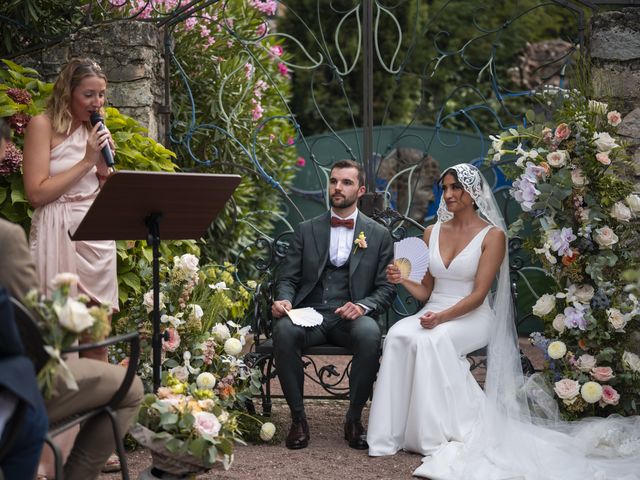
22, 58, 120, 477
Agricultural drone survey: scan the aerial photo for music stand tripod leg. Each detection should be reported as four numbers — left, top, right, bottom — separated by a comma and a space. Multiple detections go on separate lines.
146, 213, 164, 392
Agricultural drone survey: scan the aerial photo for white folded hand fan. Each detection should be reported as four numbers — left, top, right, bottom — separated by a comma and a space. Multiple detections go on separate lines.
286, 307, 323, 328
393, 237, 430, 282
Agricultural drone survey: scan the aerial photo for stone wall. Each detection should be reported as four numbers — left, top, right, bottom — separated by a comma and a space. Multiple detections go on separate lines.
16, 21, 165, 142
589, 7, 640, 166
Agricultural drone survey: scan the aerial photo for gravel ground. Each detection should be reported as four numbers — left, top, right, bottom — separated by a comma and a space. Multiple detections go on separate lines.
98, 339, 543, 480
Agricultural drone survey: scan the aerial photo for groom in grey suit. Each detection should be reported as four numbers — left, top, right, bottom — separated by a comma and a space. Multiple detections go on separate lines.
272, 160, 394, 450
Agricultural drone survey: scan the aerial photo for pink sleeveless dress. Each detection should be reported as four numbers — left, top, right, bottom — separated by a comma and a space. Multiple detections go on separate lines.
29, 125, 118, 310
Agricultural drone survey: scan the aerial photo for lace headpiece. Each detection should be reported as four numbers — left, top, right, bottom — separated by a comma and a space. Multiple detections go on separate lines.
436, 164, 492, 224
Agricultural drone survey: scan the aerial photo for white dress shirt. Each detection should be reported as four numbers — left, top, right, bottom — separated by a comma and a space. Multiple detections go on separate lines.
329, 209, 358, 267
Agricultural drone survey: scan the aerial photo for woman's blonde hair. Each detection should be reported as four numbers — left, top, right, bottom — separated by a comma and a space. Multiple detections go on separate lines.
45, 58, 107, 135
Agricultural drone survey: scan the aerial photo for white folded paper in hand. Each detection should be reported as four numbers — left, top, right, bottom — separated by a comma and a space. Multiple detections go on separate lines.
393, 237, 430, 282
286, 307, 323, 327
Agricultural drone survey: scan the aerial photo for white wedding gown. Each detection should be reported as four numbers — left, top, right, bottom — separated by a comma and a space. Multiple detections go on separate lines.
367, 222, 640, 479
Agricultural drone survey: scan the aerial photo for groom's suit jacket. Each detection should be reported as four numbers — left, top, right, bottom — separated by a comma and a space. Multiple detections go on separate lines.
276, 211, 395, 317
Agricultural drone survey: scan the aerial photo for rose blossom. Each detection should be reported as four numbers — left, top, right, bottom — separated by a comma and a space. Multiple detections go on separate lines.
541, 127, 553, 144
607, 110, 622, 127
575, 354, 596, 372
54, 299, 95, 333
607, 307, 629, 331
552, 314, 566, 333
193, 411, 221, 437
600, 385, 620, 406
212, 323, 231, 340
595, 151, 611, 166
51, 272, 79, 289
570, 168, 588, 186
590, 366, 615, 382
554, 123, 571, 141
170, 365, 189, 382
566, 284, 595, 304
143, 290, 166, 313
622, 351, 640, 373
162, 327, 181, 352
554, 378, 580, 400
593, 226, 619, 249
174, 253, 199, 275
581, 381, 603, 404
593, 132, 619, 152
611, 202, 632, 222
546, 150, 567, 168
626, 194, 640, 213
532, 293, 555, 317
224, 337, 242, 356
156, 387, 174, 399
260, 422, 276, 441
547, 341, 567, 359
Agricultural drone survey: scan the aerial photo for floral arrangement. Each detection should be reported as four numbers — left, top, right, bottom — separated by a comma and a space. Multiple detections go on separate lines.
132, 372, 275, 474
23, 273, 110, 398
489, 93, 640, 419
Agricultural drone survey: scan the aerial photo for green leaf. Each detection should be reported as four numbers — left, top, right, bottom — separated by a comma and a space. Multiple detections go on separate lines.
165, 437, 183, 453
159, 412, 179, 427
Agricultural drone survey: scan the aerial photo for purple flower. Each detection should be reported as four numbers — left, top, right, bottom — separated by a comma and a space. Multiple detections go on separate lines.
564, 305, 587, 330
523, 162, 547, 183
510, 178, 540, 212
549, 228, 576, 256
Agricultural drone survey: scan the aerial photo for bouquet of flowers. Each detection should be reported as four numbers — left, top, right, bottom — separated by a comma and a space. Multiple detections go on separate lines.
132, 372, 275, 475
23, 273, 111, 398
489, 92, 640, 418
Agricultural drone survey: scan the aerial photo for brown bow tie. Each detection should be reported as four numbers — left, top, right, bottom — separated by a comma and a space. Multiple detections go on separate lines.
331, 217, 354, 229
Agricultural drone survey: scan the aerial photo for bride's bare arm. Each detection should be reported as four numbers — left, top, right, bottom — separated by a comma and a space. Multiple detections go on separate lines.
421, 227, 505, 327
387, 225, 435, 303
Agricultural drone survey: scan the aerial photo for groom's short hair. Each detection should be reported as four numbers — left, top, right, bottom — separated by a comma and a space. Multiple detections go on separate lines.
331, 160, 365, 187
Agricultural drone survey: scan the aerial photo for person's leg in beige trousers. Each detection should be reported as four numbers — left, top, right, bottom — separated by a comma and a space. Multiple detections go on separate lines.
45, 358, 144, 480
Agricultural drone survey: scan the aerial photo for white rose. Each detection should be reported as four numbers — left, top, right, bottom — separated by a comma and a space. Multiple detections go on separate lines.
580, 381, 603, 404
54, 299, 95, 333
573, 284, 595, 303
143, 290, 166, 313
611, 202, 632, 222
593, 226, 619, 249
193, 411, 221, 437
595, 151, 611, 166
607, 110, 622, 127
554, 378, 580, 400
175, 253, 199, 274
224, 338, 243, 357
170, 365, 189, 382
622, 351, 640, 373
51, 272, 79, 289
607, 308, 628, 332
260, 422, 276, 441
593, 132, 619, 152
626, 194, 640, 214
576, 354, 597, 372
571, 168, 588, 186
547, 341, 567, 359
212, 323, 231, 341
552, 314, 566, 333
546, 150, 567, 168
196, 372, 216, 390
532, 294, 556, 317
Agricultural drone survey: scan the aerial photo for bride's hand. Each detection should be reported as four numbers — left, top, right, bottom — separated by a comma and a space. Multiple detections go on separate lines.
419, 311, 440, 329
386, 263, 402, 284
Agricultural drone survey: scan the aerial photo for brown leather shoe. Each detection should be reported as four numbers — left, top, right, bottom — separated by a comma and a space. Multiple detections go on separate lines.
285, 418, 310, 449
344, 418, 368, 450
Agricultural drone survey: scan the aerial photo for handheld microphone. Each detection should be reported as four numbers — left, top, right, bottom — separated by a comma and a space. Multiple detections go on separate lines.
89, 111, 115, 167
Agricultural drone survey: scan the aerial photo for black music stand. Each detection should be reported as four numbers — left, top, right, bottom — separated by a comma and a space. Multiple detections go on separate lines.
71, 170, 241, 391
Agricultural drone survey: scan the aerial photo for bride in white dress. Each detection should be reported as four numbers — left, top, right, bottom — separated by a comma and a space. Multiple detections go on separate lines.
367, 164, 640, 479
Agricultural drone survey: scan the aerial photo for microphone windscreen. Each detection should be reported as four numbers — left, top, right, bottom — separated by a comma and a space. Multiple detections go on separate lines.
89, 111, 103, 126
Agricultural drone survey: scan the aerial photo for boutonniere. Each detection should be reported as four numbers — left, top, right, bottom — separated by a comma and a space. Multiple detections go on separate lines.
353, 231, 368, 253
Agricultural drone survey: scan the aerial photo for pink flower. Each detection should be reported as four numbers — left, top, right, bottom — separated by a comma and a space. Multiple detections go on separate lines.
590, 366, 615, 382
277, 62, 290, 78
6, 87, 32, 105
607, 110, 622, 127
255, 23, 268, 37
252, 103, 264, 121
554, 378, 580, 400
245, 62, 254, 79
270, 45, 284, 57
249, 0, 278, 16
554, 123, 571, 141
184, 17, 197, 31
600, 385, 620, 406
162, 327, 180, 352
287, 136, 295, 145
595, 151, 611, 165
541, 127, 553, 145
296, 156, 306, 167
156, 387, 173, 399
193, 411, 221, 437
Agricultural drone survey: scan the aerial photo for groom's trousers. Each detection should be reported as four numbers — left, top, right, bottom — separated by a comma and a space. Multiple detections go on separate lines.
273, 312, 381, 419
